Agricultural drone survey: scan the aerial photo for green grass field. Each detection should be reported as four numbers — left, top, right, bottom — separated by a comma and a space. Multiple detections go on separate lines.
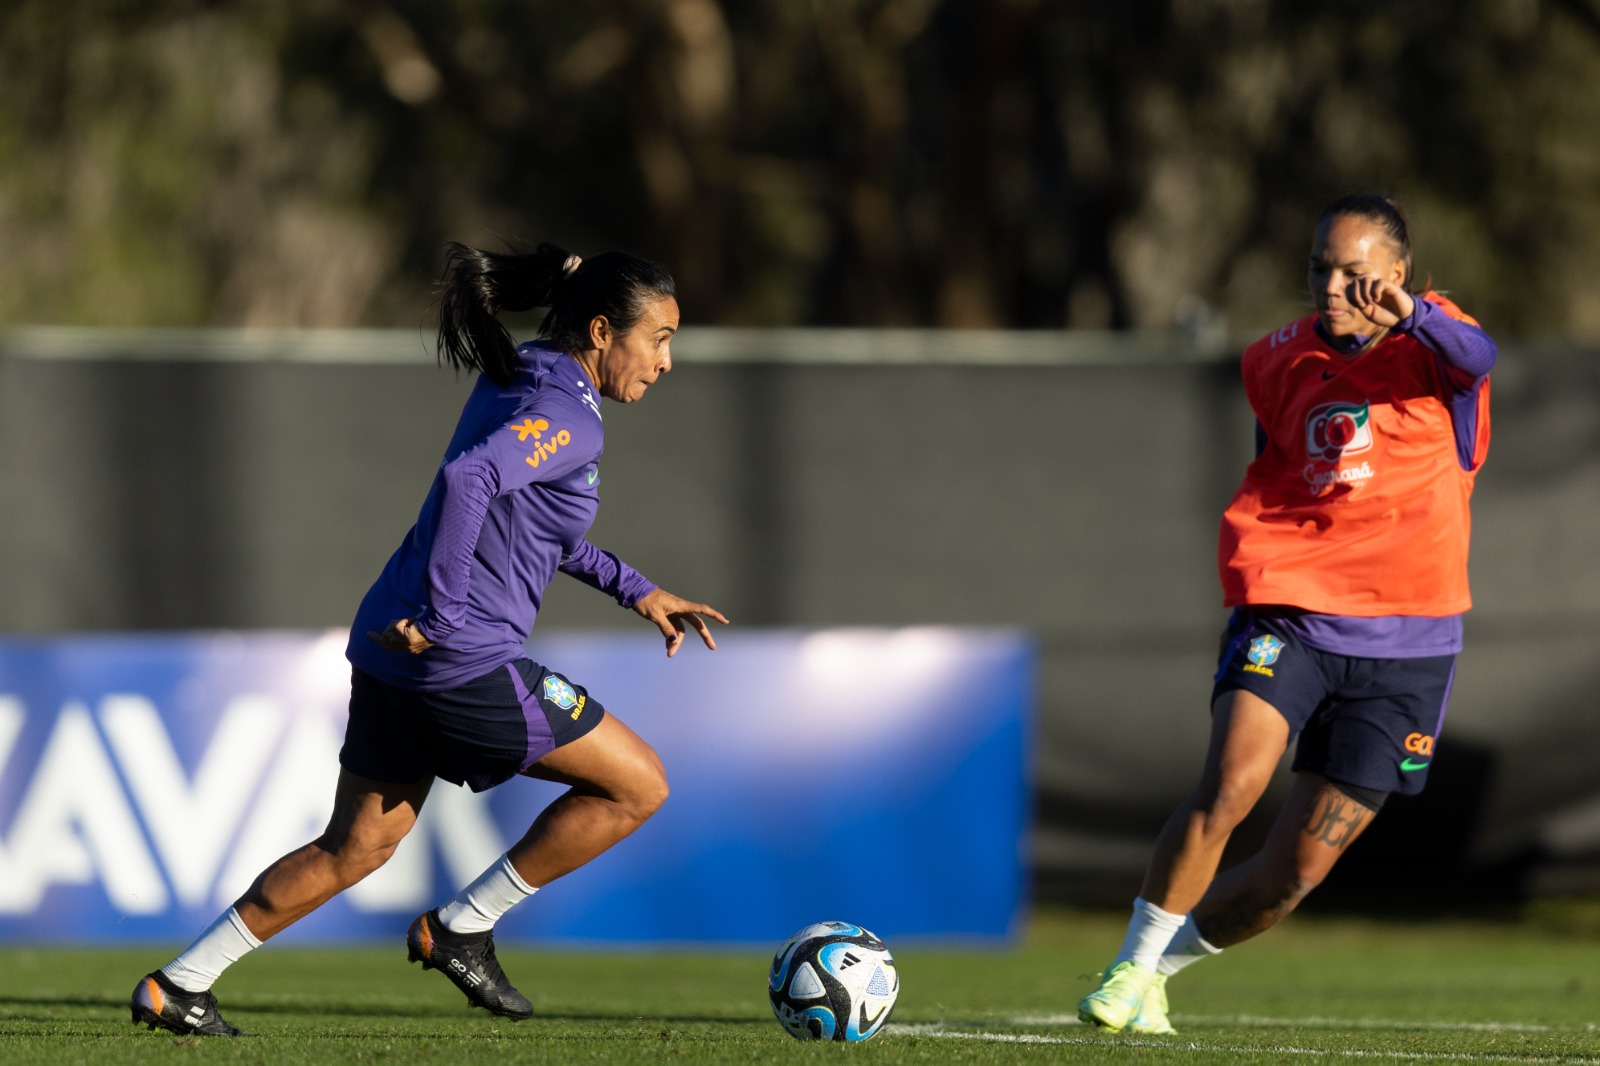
4, 910, 1598, 1064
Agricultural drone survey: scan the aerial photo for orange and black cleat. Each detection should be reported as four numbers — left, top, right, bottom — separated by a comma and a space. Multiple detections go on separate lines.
407, 909, 533, 1020
129, 970, 242, 1036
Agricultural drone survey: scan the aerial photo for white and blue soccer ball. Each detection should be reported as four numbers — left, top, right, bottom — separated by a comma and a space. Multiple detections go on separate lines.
768, 921, 898, 1042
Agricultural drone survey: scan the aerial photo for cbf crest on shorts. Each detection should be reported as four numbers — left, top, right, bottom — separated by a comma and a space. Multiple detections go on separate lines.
542, 674, 579, 710
1244, 634, 1285, 677
1247, 635, 1284, 666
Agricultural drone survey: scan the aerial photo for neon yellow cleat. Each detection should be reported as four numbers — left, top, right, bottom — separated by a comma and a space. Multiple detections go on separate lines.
1126, 972, 1177, 1035
1077, 960, 1157, 1032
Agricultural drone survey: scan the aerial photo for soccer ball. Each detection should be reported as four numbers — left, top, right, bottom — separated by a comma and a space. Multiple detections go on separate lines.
768, 921, 898, 1042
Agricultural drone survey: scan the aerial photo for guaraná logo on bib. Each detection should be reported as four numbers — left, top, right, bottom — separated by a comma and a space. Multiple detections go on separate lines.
1305, 401, 1372, 463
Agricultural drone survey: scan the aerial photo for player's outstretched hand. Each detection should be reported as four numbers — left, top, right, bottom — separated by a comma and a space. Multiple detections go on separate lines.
633, 588, 729, 657
1344, 276, 1415, 330
368, 618, 435, 655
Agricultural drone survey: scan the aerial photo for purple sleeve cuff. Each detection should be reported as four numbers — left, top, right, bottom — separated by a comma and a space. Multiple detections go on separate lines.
617, 575, 658, 610
411, 611, 441, 644
559, 540, 656, 608
1400, 297, 1497, 383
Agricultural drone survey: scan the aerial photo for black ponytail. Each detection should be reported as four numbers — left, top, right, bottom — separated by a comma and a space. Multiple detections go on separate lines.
1318, 194, 1418, 292
436, 241, 676, 387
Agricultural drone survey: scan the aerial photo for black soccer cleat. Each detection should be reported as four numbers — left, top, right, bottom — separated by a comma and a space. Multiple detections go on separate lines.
129, 970, 242, 1037
407, 909, 533, 1020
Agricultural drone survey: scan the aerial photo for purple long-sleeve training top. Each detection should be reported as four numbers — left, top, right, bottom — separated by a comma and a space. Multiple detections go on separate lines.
1254, 297, 1497, 658
346, 343, 656, 691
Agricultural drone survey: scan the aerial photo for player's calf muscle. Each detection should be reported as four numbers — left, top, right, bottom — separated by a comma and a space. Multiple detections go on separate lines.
1196, 881, 1306, 947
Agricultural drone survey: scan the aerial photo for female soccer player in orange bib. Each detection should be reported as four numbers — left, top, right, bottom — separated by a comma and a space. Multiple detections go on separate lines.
1079, 195, 1495, 1034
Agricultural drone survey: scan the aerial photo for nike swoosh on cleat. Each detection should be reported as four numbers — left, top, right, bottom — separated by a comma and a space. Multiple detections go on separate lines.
1400, 758, 1431, 772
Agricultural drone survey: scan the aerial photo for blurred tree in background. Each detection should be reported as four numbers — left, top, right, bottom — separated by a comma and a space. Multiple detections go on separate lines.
2, 0, 1598, 336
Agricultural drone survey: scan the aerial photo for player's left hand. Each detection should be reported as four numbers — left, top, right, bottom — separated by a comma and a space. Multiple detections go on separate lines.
1344, 276, 1415, 330
633, 588, 729, 657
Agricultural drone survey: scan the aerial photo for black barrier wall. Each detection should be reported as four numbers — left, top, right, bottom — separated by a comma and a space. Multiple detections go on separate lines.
3, 330, 1598, 907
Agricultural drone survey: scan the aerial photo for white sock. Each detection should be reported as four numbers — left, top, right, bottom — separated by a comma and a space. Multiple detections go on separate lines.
1113, 897, 1187, 972
436, 853, 537, 934
160, 907, 262, 992
1156, 915, 1222, 976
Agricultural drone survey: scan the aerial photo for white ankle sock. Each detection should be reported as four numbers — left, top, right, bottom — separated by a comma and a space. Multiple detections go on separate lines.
436, 853, 537, 934
160, 907, 262, 992
1156, 914, 1222, 976
1113, 897, 1186, 972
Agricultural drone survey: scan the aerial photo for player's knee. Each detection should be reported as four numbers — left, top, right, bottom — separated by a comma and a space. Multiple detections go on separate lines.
1195, 778, 1263, 835
606, 745, 668, 823
322, 826, 405, 880
348, 841, 400, 880
625, 763, 669, 823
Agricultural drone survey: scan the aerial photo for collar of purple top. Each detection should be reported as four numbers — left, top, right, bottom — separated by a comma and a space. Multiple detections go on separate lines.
1313, 320, 1372, 355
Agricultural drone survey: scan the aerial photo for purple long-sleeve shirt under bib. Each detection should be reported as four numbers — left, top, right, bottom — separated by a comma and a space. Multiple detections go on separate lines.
347, 343, 655, 691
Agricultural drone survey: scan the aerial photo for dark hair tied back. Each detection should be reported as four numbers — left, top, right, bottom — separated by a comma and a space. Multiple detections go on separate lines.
1318, 194, 1415, 291
436, 241, 676, 387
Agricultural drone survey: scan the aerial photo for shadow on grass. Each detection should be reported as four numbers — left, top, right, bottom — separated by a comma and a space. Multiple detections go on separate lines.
0, 994, 769, 1027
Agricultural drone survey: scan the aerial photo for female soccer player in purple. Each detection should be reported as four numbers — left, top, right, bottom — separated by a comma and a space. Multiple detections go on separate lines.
131, 243, 727, 1036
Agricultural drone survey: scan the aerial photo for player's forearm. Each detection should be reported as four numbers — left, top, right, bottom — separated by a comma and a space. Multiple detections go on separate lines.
414, 462, 497, 642
559, 539, 656, 608
1400, 298, 1497, 381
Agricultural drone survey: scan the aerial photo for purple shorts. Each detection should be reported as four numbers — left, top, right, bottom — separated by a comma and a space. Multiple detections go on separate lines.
339, 658, 605, 791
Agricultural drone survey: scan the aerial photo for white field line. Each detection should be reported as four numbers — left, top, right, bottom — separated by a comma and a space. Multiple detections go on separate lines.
890, 1023, 1600, 1063
1003, 1013, 1598, 1034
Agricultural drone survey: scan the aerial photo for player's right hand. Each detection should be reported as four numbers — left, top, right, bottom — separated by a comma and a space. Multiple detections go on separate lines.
1344, 276, 1415, 329
368, 618, 435, 654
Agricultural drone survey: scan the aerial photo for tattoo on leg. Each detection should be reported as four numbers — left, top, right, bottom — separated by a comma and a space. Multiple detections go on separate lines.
1301, 791, 1370, 850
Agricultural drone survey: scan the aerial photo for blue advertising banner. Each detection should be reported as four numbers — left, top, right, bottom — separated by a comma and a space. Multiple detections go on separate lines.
0, 629, 1030, 944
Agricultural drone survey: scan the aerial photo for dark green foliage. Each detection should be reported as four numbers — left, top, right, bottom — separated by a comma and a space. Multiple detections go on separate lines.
2, 2, 1599, 335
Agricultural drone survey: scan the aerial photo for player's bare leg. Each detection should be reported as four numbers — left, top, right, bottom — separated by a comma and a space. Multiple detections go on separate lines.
133, 770, 431, 1036
1114, 772, 1381, 1035
235, 770, 433, 940
1191, 772, 1378, 947
405, 714, 668, 1020
1081, 689, 1289, 1031
1141, 689, 1292, 914
508, 712, 669, 886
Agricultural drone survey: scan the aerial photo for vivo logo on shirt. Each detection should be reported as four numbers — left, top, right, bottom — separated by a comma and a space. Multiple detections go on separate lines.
509, 418, 574, 469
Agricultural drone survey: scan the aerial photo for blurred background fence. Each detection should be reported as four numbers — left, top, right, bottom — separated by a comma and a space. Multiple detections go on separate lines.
4, 327, 1598, 912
